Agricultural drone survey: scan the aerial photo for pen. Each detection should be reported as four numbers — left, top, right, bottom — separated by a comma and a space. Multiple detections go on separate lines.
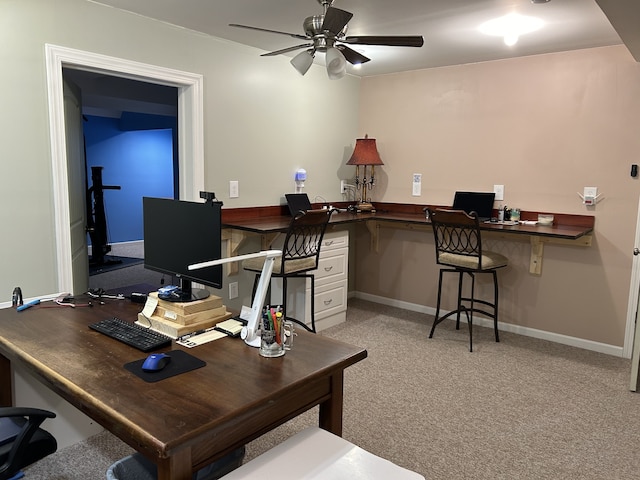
17, 299, 40, 312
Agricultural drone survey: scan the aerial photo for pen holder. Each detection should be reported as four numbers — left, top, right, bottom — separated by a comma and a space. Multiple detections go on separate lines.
259, 320, 295, 358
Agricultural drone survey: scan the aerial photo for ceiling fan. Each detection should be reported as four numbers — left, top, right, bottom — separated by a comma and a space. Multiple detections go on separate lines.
230, 0, 424, 79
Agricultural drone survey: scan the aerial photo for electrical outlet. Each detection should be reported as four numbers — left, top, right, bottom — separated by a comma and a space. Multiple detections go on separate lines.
340, 180, 346, 194
229, 180, 239, 198
583, 186, 597, 206
412, 174, 422, 196
494, 184, 504, 201
229, 282, 238, 299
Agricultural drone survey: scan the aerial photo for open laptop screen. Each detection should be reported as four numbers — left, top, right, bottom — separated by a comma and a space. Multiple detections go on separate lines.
452, 191, 496, 220
285, 193, 312, 216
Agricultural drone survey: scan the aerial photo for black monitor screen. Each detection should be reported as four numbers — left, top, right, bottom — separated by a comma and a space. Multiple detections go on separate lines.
143, 197, 222, 301
452, 191, 496, 220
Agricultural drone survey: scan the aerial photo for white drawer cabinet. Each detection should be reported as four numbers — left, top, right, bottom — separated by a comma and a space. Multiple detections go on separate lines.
272, 229, 348, 331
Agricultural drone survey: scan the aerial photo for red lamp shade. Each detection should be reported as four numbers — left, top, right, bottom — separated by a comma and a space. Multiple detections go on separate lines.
346, 135, 384, 166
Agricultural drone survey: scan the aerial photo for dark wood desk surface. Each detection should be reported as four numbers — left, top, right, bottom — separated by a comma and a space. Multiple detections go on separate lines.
0, 299, 366, 480
223, 209, 593, 240
221, 203, 594, 276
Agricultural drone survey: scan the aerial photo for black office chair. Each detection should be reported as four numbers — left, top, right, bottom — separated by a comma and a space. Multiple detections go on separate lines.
427, 208, 508, 351
242, 209, 334, 333
0, 407, 57, 480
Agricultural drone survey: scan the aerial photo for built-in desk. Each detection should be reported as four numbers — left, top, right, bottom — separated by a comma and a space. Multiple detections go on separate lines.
222, 203, 594, 276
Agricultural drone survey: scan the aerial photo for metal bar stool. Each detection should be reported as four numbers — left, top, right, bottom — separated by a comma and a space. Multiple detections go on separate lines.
243, 209, 333, 333
427, 208, 508, 351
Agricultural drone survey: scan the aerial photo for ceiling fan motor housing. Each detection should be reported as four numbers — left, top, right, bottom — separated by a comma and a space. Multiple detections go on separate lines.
304, 14, 346, 51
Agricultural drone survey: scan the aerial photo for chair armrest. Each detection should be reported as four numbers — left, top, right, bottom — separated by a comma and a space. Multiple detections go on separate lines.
0, 407, 56, 478
0, 408, 56, 421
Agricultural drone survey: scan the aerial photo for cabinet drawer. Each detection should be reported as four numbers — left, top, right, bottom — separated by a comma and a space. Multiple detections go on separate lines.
321, 230, 348, 251
314, 247, 347, 283
315, 281, 347, 320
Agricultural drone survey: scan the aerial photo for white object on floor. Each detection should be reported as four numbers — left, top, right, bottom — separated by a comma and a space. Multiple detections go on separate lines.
220, 427, 425, 480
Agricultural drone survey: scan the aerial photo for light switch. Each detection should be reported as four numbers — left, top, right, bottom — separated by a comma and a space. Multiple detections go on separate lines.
229, 180, 239, 198
412, 174, 422, 196
493, 184, 504, 201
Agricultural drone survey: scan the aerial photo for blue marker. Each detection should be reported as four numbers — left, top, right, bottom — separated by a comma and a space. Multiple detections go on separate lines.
16, 299, 40, 312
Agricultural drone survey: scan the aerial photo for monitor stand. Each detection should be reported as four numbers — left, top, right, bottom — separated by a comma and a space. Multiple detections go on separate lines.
160, 280, 210, 302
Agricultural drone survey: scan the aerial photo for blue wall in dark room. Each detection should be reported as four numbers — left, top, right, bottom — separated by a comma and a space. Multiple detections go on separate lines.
84, 115, 174, 244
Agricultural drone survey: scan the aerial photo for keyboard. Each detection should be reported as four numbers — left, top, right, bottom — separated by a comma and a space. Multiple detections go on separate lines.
89, 317, 172, 352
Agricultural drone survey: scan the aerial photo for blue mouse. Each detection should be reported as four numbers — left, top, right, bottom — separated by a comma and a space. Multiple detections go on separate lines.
142, 353, 171, 372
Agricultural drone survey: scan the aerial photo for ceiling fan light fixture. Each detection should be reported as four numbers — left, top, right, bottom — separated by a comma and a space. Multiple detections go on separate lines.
325, 46, 346, 79
478, 13, 544, 46
291, 50, 315, 75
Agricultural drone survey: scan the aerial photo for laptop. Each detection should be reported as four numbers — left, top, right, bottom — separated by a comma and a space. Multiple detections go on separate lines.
452, 191, 496, 221
285, 193, 312, 216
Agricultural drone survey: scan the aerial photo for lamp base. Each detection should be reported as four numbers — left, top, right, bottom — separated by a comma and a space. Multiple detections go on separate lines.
356, 201, 375, 213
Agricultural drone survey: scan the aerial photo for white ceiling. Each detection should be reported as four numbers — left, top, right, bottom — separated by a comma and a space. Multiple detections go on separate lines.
88, 0, 637, 77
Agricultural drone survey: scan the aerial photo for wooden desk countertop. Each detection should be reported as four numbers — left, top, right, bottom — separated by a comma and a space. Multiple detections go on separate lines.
221, 202, 594, 276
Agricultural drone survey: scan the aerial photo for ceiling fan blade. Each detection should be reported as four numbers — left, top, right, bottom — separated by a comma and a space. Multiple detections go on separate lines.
344, 36, 425, 47
322, 7, 353, 35
337, 45, 371, 65
229, 23, 309, 41
260, 44, 313, 57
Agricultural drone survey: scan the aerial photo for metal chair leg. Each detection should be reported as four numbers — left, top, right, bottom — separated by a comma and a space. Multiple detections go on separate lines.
309, 274, 316, 333
429, 269, 445, 338
455, 271, 464, 330
280, 274, 316, 333
468, 272, 475, 352
492, 270, 500, 343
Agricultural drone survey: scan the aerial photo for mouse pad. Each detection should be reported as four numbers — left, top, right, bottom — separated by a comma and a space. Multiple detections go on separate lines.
124, 350, 206, 383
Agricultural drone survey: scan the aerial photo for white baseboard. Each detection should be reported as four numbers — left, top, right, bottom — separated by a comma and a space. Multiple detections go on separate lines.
350, 291, 625, 358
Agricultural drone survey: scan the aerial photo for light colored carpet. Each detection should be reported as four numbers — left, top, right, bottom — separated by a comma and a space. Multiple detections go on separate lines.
22, 298, 640, 479
88, 242, 165, 292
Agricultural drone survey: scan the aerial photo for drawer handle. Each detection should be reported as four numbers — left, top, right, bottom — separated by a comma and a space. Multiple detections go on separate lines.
324, 266, 333, 272
324, 240, 334, 246
323, 299, 333, 306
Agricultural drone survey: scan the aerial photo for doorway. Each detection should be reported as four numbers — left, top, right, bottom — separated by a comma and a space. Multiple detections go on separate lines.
63, 69, 178, 290
45, 44, 205, 295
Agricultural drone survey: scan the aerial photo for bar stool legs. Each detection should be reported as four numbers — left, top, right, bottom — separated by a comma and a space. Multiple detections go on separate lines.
429, 268, 500, 352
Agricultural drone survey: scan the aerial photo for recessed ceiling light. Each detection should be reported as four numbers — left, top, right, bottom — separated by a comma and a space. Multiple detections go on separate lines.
478, 13, 545, 46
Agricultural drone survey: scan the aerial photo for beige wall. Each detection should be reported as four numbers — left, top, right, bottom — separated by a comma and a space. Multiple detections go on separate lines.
354, 45, 640, 351
0, 0, 360, 303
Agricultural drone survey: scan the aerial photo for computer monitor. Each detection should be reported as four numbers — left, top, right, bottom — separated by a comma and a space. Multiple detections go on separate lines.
452, 191, 496, 220
143, 196, 222, 302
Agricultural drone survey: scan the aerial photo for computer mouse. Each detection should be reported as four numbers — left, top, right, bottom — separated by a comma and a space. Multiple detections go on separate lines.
141, 353, 171, 372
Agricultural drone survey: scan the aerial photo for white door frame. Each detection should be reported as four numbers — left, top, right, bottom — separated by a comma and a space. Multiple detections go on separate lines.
45, 44, 204, 293
624, 195, 640, 359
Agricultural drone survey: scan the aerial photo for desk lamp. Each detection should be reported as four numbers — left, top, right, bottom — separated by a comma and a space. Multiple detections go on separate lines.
346, 134, 384, 212
189, 250, 282, 347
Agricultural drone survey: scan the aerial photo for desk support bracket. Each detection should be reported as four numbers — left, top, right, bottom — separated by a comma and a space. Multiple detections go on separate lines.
261, 233, 280, 251
530, 237, 545, 275
222, 229, 246, 276
529, 234, 592, 276
221, 230, 281, 276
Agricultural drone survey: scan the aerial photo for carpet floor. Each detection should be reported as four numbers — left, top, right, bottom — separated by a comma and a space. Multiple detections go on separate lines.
21, 298, 640, 479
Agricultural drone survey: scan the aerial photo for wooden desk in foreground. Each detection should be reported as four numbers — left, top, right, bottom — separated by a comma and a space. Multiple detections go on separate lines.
0, 300, 367, 480
222, 202, 594, 276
